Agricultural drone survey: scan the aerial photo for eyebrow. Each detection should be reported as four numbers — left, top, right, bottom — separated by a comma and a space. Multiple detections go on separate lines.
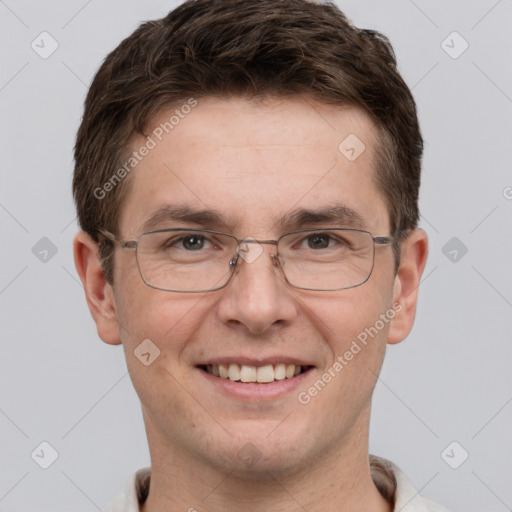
137, 203, 366, 234
138, 205, 239, 233
276, 204, 366, 231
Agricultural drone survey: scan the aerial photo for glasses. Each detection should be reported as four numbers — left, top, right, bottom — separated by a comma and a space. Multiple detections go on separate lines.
100, 227, 393, 293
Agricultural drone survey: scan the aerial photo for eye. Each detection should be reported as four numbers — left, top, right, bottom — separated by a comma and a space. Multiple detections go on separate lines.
302, 233, 336, 250
181, 234, 207, 250
163, 234, 213, 251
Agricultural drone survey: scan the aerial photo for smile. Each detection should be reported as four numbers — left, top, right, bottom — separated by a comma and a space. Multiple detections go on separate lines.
199, 363, 312, 383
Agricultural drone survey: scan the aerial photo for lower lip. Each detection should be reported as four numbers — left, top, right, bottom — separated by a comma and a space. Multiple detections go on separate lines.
197, 367, 314, 400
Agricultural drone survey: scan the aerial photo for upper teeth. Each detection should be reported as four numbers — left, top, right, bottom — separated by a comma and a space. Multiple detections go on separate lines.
205, 363, 303, 383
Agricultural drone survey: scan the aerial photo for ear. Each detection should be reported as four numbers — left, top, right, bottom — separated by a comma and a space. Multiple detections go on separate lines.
73, 231, 122, 345
387, 229, 428, 345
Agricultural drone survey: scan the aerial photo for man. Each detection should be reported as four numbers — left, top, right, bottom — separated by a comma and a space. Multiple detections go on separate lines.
72, 0, 446, 510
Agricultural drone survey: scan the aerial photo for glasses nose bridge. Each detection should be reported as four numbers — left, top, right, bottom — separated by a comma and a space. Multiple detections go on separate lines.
252, 239, 279, 248
230, 238, 281, 270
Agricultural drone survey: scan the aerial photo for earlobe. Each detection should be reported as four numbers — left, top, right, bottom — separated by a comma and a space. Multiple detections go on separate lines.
387, 229, 428, 345
73, 231, 122, 345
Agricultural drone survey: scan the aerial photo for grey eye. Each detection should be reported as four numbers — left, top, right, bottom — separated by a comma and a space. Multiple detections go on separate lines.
181, 235, 206, 250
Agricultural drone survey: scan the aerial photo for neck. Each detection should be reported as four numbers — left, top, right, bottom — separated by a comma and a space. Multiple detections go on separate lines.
140, 414, 393, 512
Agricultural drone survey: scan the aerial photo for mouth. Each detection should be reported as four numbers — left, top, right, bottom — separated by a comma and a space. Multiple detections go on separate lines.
198, 363, 313, 384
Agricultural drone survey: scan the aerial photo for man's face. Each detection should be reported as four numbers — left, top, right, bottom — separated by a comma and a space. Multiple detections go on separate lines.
110, 97, 400, 475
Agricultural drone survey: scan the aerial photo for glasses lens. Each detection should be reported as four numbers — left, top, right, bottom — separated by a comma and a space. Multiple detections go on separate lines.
134, 228, 376, 292
278, 229, 375, 290
136, 230, 237, 292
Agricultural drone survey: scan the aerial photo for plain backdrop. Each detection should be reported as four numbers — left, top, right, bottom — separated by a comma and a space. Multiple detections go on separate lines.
1, 1, 511, 511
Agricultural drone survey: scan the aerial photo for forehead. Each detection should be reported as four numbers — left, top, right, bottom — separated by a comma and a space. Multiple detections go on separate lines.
118, 96, 388, 236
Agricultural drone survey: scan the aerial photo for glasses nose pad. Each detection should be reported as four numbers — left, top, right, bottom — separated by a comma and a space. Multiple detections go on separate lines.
229, 254, 239, 270
270, 253, 282, 268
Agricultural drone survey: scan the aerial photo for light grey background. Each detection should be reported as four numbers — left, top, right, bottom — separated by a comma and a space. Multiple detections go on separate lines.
1, 1, 511, 510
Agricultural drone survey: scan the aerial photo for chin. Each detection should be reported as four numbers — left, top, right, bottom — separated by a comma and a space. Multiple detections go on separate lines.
228, 448, 306, 480
201, 426, 312, 478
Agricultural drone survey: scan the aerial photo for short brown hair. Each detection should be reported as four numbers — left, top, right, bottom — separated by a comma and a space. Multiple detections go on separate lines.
73, 0, 423, 284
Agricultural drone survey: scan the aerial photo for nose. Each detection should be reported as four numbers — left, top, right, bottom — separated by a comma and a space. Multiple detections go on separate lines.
216, 241, 299, 335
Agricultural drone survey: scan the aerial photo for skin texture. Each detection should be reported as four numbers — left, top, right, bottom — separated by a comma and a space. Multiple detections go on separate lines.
74, 96, 428, 512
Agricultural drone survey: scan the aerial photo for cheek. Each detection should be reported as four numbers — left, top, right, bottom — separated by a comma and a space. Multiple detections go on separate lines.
306, 281, 393, 353
115, 277, 214, 358
115, 290, 215, 415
